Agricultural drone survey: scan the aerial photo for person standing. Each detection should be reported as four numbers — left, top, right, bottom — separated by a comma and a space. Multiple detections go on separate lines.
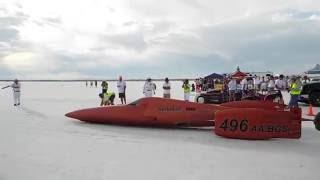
260, 77, 267, 94
247, 76, 254, 91
182, 79, 191, 101
94, 80, 98, 88
240, 77, 248, 95
267, 76, 275, 92
195, 79, 201, 93
2, 79, 21, 106
117, 76, 127, 104
253, 76, 261, 92
143, 78, 155, 97
228, 78, 237, 102
275, 75, 287, 91
162, 77, 171, 98
288, 76, 302, 108
191, 84, 195, 92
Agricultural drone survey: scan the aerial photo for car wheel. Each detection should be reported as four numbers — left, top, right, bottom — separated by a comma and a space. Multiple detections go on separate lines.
197, 96, 205, 103
310, 91, 320, 107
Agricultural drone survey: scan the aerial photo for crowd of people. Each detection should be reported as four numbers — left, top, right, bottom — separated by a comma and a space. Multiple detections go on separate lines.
225, 74, 303, 108
1, 73, 306, 108
97, 76, 195, 106
97, 73, 304, 107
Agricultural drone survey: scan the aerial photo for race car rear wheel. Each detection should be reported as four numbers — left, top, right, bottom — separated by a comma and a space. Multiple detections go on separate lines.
197, 96, 205, 103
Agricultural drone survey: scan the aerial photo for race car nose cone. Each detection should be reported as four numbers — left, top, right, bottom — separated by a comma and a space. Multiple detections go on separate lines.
65, 111, 79, 119
65, 109, 91, 121
65, 107, 112, 123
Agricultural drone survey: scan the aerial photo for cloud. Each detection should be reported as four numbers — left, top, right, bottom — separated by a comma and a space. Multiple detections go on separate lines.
0, 27, 18, 42
0, 0, 320, 79
101, 30, 148, 52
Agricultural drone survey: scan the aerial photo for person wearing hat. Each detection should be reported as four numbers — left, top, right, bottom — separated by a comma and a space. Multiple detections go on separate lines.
2, 79, 21, 106
143, 78, 155, 97
288, 76, 302, 108
162, 77, 171, 98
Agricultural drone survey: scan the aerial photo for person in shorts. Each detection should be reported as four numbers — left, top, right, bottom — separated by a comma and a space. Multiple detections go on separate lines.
117, 76, 126, 104
228, 78, 237, 102
163, 77, 171, 98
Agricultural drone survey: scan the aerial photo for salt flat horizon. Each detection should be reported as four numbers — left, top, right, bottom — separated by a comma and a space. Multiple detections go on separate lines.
0, 78, 196, 82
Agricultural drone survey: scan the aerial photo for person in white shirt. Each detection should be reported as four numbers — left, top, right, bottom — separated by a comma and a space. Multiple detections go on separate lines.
143, 78, 155, 97
253, 76, 261, 91
240, 78, 248, 95
228, 78, 237, 102
275, 74, 287, 91
117, 76, 127, 104
2, 79, 21, 106
260, 77, 267, 94
247, 76, 254, 91
267, 76, 275, 92
162, 77, 171, 98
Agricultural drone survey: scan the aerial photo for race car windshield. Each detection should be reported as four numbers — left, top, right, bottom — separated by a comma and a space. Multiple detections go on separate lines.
129, 99, 141, 106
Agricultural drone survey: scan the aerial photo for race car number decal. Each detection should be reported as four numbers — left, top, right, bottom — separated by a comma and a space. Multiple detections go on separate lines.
219, 119, 289, 133
219, 119, 249, 132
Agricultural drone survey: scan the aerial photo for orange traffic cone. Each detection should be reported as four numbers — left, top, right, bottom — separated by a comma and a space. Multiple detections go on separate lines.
307, 103, 315, 116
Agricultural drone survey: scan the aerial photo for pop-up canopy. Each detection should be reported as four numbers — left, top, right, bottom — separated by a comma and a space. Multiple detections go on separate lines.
230, 67, 247, 79
205, 73, 224, 80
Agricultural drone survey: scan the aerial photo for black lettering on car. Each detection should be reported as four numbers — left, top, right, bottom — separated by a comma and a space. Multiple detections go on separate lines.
186, 107, 196, 111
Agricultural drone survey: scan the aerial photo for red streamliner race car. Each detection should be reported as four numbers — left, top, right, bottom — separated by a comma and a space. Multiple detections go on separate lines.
66, 97, 320, 140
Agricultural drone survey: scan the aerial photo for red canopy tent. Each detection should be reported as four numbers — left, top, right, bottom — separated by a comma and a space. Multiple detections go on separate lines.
228, 67, 248, 85
231, 71, 247, 79
230, 67, 247, 79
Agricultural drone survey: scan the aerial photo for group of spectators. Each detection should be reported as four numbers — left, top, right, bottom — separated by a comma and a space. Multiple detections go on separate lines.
142, 78, 192, 102
99, 76, 193, 106
99, 76, 127, 106
227, 75, 291, 95
98, 73, 305, 108
226, 74, 304, 108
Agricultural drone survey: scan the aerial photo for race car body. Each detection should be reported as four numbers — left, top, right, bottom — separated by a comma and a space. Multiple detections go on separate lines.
66, 97, 307, 139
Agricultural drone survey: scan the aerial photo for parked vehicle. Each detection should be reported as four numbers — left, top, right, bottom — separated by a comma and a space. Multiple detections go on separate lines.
299, 82, 320, 107
195, 90, 242, 104
195, 90, 283, 104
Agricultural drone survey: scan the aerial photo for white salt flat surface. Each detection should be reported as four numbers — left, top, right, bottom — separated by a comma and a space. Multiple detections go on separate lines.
0, 82, 319, 180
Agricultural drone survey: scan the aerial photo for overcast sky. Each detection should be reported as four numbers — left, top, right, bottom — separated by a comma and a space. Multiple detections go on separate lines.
0, 0, 319, 79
